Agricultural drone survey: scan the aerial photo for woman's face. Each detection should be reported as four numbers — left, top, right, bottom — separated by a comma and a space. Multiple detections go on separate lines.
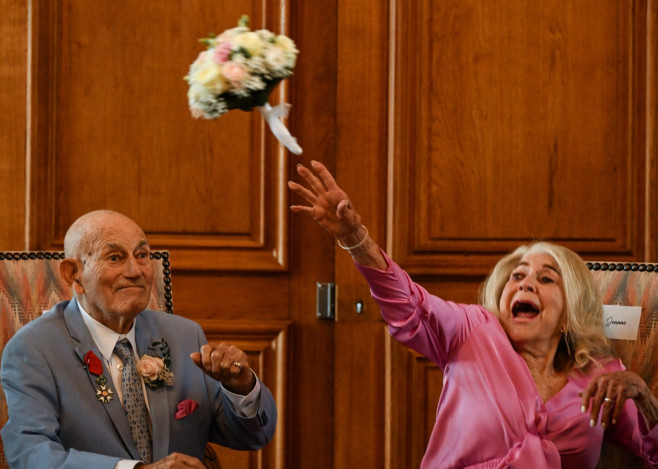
498, 251, 567, 354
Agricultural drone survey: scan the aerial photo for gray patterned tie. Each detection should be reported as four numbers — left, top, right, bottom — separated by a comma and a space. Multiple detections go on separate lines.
114, 339, 153, 463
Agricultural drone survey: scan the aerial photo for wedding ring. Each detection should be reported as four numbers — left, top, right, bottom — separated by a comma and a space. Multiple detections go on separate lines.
232, 361, 242, 369
603, 397, 613, 403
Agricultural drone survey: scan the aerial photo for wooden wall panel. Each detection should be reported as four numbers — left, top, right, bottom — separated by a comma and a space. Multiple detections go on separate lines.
28, 0, 291, 271
0, 0, 28, 249
389, 0, 650, 276
285, 0, 340, 466
385, 332, 443, 469
648, 0, 658, 260
333, 323, 386, 467
171, 274, 290, 320
199, 319, 291, 469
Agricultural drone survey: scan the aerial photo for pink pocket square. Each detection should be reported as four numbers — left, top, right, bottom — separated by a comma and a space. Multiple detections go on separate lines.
175, 399, 199, 420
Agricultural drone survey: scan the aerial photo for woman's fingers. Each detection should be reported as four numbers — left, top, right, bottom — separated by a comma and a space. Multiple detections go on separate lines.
288, 180, 319, 206
296, 162, 328, 196
309, 160, 340, 191
581, 371, 647, 428
610, 388, 625, 425
288, 161, 365, 239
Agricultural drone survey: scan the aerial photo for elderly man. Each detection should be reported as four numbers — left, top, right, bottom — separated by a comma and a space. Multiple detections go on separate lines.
1, 210, 277, 469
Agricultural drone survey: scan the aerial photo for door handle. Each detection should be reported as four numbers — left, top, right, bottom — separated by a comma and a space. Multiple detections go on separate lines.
316, 282, 335, 320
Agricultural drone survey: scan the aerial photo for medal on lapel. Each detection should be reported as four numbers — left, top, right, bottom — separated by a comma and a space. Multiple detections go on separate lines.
84, 350, 114, 403
95, 375, 115, 403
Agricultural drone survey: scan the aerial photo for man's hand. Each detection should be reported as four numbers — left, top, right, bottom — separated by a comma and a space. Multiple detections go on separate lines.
190, 342, 256, 395
136, 452, 205, 468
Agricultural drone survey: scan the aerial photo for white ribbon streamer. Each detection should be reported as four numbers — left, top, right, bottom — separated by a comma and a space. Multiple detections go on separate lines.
258, 103, 303, 155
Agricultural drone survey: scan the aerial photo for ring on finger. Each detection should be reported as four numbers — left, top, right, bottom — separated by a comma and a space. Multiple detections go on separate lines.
603, 397, 613, 404
232, 361, 243, 369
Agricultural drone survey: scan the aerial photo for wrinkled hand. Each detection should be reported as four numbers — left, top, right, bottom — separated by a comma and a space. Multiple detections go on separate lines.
136, 452, 205, 468
190, 342, 255, 395
580, 370, 656, 429
288, 160, 362, 238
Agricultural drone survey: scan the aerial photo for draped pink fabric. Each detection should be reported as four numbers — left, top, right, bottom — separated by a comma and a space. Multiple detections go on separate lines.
356, 251, 658, 469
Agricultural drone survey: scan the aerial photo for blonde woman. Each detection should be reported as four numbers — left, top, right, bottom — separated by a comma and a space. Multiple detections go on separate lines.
289, 160, 658, 469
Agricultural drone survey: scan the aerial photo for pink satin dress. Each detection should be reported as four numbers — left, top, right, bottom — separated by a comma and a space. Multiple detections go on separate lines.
356, 251, 658, 468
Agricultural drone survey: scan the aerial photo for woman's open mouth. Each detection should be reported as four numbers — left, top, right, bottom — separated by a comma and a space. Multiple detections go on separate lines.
512, 300, 540, 319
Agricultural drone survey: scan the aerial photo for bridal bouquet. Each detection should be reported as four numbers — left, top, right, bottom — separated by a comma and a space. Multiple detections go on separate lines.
186, 15, 302, 154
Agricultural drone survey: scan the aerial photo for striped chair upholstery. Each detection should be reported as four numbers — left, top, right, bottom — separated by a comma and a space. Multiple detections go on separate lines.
588, 262, 658, 469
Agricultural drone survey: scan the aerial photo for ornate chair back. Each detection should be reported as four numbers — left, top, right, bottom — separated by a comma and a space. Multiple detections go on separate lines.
589, 261, 658, 469
0, 251, 220, 469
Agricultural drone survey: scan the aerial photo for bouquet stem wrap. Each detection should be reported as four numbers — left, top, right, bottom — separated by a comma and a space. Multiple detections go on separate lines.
258, 103, 302, 155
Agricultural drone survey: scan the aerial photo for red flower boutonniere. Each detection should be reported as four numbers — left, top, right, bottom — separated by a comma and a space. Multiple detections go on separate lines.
137, 338, 175, 389
84, 350, 114, 403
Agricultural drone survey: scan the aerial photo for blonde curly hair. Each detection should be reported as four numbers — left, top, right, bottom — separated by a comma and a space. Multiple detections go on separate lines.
479, 242, 614, 372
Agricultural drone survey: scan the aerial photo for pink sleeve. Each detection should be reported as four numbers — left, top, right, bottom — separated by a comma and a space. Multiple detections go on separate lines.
355, 249, 488, 369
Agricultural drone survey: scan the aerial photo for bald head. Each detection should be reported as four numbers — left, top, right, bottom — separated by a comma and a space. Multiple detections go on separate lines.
64, 210, 146, 261
60, 210, 154, 333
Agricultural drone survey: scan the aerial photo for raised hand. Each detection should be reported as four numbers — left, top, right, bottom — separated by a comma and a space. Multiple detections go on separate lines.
288, 160, 388, 270
288, 160, 362, 239
190, 343, 255, 395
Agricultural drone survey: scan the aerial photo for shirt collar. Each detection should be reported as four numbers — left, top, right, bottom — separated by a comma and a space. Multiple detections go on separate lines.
76, 298, 137, 362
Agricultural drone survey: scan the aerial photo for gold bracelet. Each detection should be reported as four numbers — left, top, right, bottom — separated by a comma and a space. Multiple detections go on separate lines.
336, 226, 369, 251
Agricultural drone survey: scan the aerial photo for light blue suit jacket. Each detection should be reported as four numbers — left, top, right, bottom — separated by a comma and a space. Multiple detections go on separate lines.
1, 300, 277, 469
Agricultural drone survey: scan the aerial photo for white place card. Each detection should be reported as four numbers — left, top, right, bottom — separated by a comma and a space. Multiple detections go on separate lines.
602, 305, 642, 340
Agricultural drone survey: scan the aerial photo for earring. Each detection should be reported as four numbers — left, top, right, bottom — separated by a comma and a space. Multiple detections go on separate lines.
562, 329, 572, 357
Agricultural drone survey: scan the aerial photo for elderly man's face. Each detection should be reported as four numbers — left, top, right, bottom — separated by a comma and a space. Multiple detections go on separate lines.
75, 215, 154, 332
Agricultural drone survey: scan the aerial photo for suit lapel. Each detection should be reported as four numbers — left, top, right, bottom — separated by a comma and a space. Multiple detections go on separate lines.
65, 300, 142, 461
136, 315, 171, 461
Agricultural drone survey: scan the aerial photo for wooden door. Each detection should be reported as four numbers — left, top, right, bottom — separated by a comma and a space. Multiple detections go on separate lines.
333, 0, 657, 468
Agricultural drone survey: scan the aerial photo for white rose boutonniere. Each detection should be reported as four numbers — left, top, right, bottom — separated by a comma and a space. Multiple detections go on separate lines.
138, 338, 175, 388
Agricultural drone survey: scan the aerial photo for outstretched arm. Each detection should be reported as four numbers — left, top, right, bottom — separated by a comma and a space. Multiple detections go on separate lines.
288, 160, 388, 270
